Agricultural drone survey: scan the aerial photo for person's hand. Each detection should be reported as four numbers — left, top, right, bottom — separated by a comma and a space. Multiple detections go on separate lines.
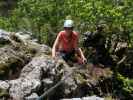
77, 57, 87, 65
52, 53, 60, 62
82, 57, 87, 64
52, 55, 56, 59
52, 54, 57, 60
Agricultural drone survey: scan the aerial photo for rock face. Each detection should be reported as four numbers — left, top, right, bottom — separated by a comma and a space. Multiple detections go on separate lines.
61, 96, 104, 100
0, 29, 113, 100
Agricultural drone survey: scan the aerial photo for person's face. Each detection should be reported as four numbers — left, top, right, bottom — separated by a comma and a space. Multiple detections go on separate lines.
64, 27, 73, 35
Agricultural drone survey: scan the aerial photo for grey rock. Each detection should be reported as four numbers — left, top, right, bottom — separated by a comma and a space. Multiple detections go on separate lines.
61, 96, 104, 100
0, 29, 10, 45
9, 78, 41, 100
43, 78, 53, 85
0, 80, 9, 90
64, 76, 77, 95
0, 29, 9, 39
20, 55, 54, 79
25, 93, 39, 100
82, 96, 104, 100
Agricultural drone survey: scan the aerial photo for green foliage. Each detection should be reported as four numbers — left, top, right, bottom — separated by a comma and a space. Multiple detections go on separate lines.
113, 73, 133, 99
10, 0, 65, 45
0, 0, 133, 46
0, 88, 9, 97
0, 17, 12, 31
117, 74, 133, 94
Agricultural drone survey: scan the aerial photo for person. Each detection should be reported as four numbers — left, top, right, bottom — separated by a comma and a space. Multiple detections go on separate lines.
52, 19, 86, 64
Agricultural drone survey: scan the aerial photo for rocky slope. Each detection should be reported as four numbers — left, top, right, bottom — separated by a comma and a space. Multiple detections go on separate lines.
0, 29, 113, 100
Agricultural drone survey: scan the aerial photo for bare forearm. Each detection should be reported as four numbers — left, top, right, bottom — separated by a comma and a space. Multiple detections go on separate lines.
78, 48, 85, 59
52, 35, 60, 58
52, 46, 56, 58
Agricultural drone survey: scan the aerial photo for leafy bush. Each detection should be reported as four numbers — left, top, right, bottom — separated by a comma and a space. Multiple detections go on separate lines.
113, 73, 133, 99
0, 0, 133, 46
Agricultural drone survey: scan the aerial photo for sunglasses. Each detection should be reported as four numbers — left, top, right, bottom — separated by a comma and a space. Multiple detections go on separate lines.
64, 27, 73, 30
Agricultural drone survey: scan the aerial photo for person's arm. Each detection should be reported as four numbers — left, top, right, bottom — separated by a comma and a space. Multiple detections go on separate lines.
52, 33, 60, 58
78, 48, 86, 60
78, 48, 86, 63
74, 32, 86, 63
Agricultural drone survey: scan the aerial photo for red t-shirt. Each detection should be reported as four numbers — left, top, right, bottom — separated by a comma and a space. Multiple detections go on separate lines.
57, 31, 79, 52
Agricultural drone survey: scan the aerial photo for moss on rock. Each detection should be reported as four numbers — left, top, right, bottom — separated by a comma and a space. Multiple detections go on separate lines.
0, 88, 9, 97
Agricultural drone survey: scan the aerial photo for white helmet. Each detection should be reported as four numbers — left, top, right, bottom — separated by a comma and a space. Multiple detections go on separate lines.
64, 20, 74, 28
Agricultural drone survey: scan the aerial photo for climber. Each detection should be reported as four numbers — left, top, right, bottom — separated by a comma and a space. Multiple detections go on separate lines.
52, 19, 86, 64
